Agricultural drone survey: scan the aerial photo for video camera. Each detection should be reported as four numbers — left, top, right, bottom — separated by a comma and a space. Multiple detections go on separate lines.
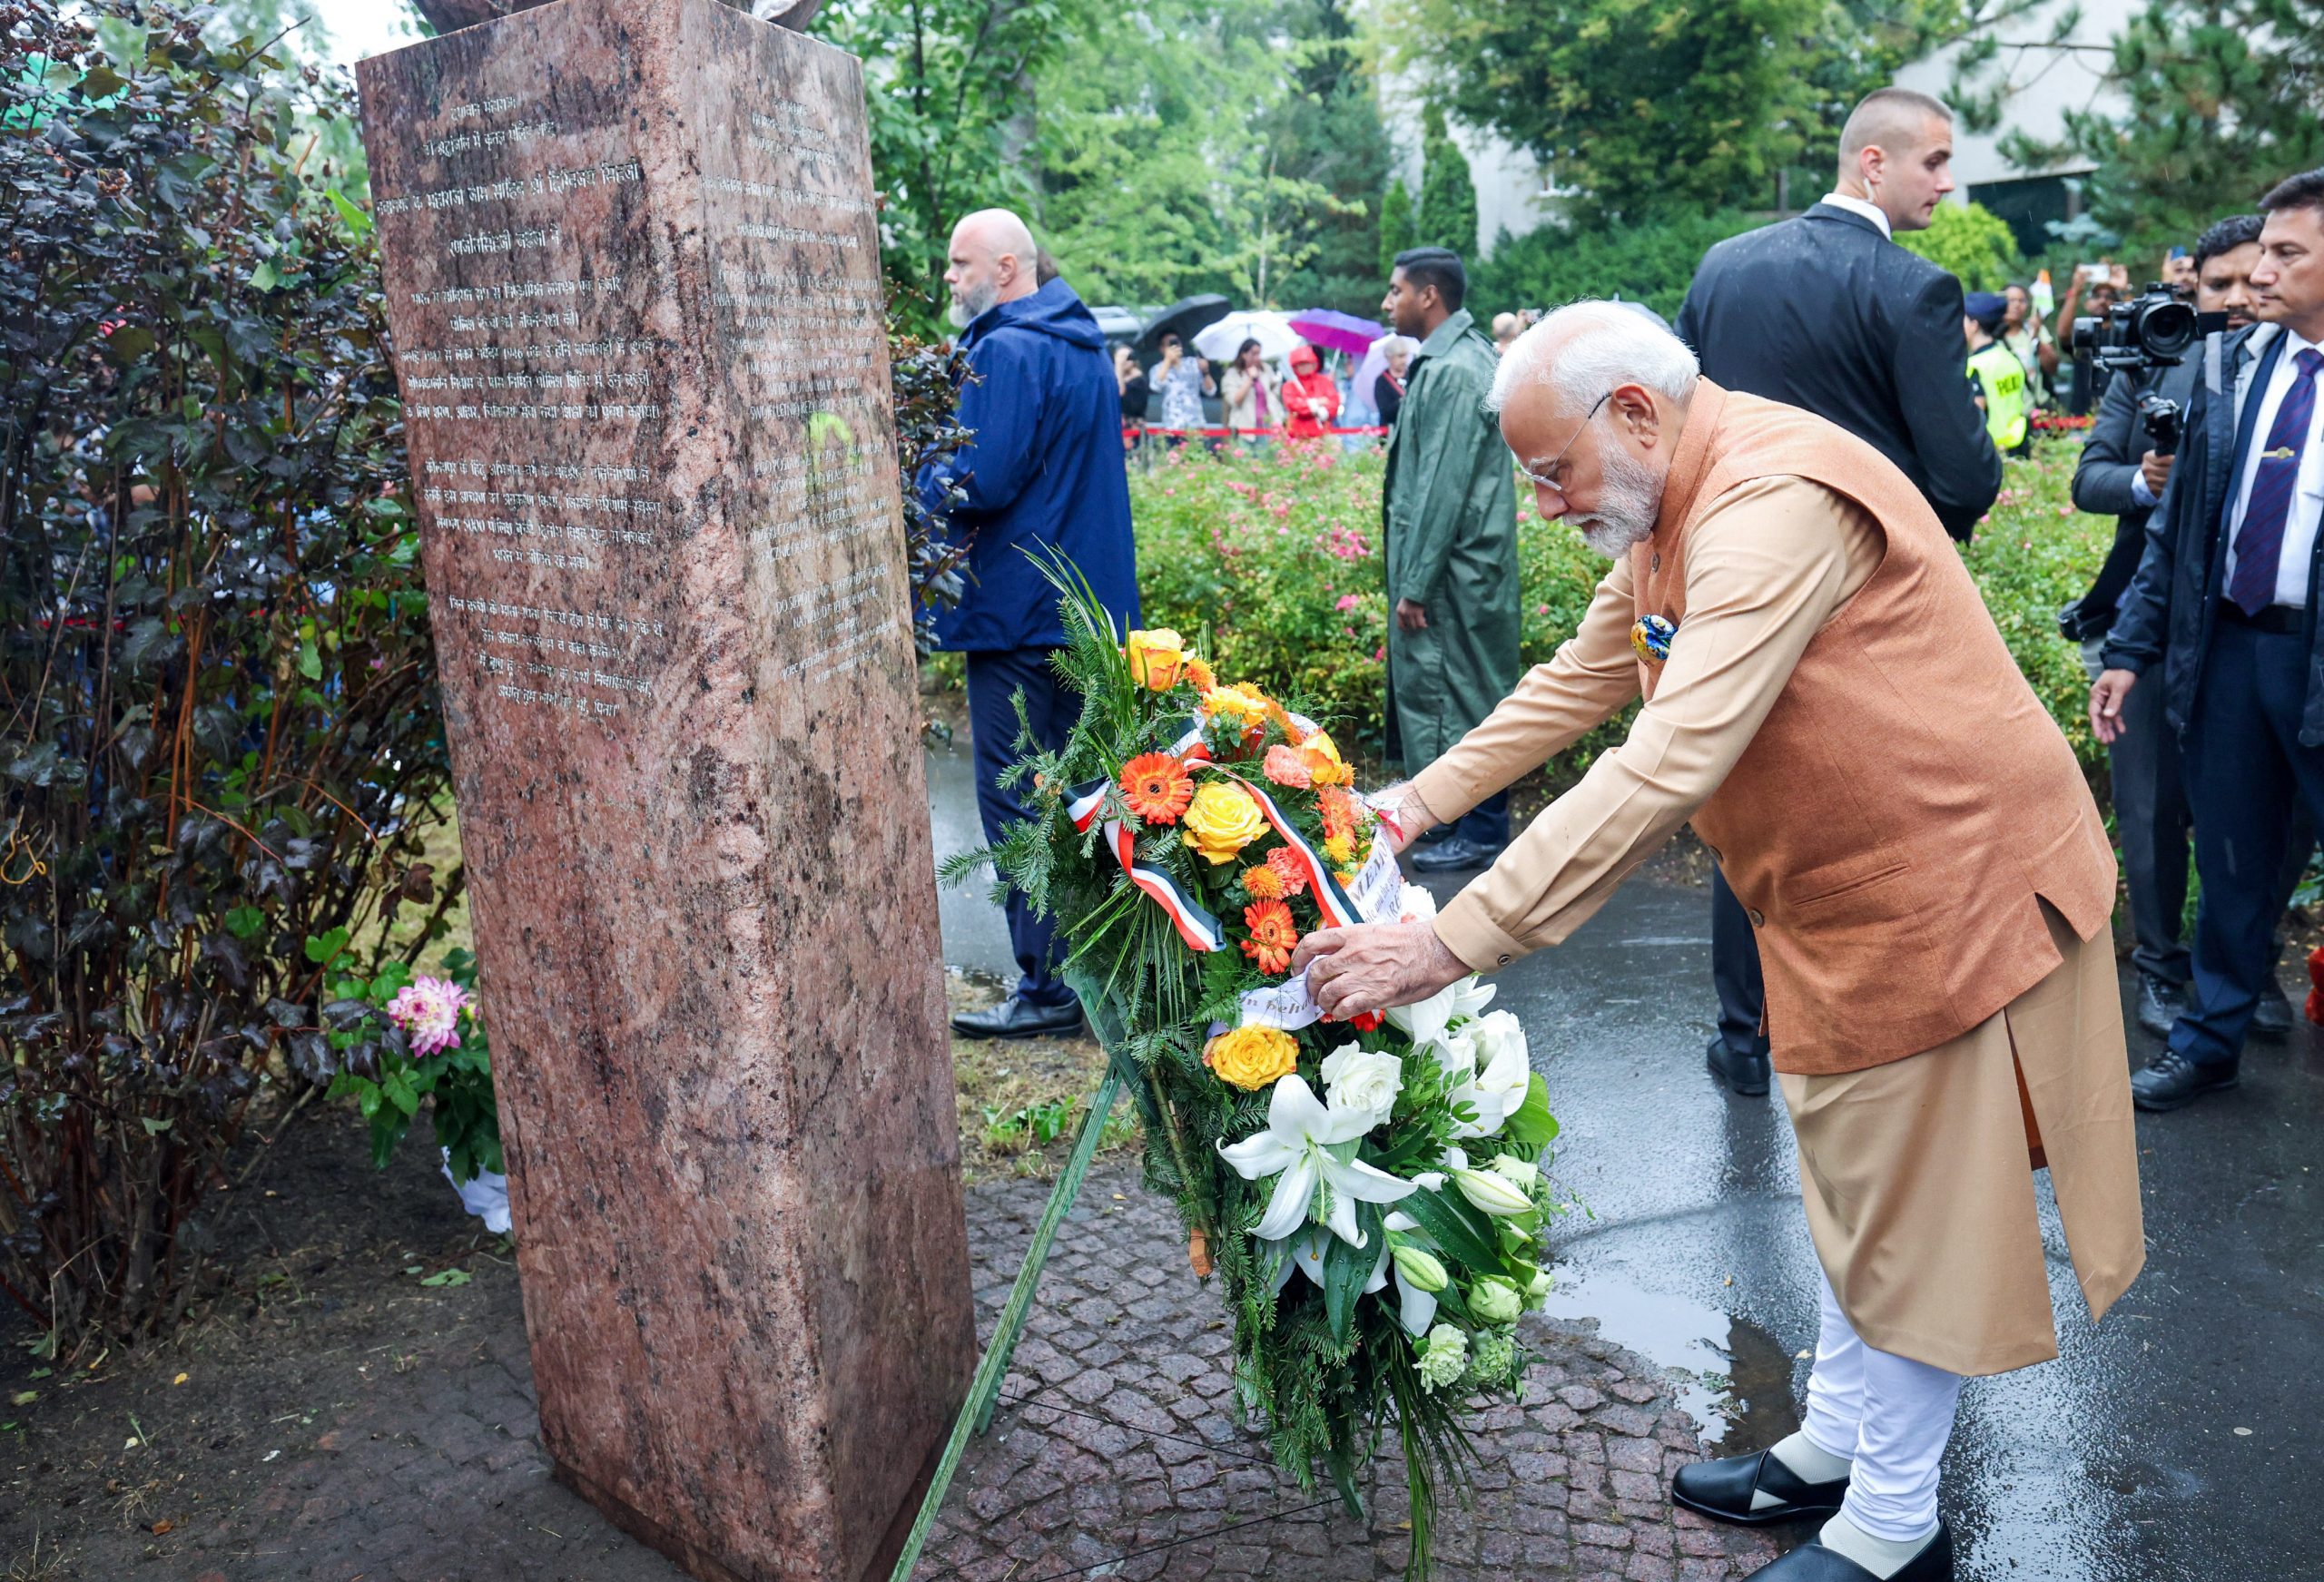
2071, 283, 2230, 458
2071, 283, 2205, 373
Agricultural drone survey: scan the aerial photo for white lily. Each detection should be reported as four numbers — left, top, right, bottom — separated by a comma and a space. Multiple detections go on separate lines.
1384, 978, 1460, 1051
1381, 1209, 1444, 1336
1219, 1075, 1418, 1247
1451, 1016, 1531, 1139
1446, 976, 1498, 1022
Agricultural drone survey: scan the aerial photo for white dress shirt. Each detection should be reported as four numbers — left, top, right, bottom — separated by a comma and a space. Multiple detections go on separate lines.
2221, 328, 2324, 609
1817, 192, 1893, 241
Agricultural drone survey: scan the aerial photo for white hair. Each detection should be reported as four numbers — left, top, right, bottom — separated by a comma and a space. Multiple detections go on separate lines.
1487, 300, 1700, 417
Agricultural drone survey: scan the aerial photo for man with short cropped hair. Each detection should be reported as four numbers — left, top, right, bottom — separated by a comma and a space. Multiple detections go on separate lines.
2093, 168, 2324, 1109
1379, 246, 1520, 874
923, 209, 1139, 1039
1674, 87, 2002, 1099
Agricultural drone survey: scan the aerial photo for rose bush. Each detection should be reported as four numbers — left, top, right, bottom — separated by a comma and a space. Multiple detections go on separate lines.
1128, 434, 2111, 793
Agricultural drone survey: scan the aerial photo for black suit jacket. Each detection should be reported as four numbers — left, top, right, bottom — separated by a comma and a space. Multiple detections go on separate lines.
1675, 202, 2003, 542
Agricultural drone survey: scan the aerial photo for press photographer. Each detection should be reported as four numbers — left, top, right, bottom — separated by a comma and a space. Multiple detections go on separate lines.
2065, 215, 2268, 1038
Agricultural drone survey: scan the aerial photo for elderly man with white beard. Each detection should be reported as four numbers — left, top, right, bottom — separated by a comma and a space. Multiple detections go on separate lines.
1291, 302, 2143, 1582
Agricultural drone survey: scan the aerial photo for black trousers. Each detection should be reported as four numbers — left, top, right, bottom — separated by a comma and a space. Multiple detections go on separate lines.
1709, 866, 1769, 1056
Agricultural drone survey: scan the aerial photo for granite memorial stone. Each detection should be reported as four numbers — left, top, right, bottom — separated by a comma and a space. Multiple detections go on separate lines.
357, 4, 974, 1577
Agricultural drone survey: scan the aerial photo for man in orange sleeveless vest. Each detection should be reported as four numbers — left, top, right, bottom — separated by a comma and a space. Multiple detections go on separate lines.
1294, 302, 2143, 1582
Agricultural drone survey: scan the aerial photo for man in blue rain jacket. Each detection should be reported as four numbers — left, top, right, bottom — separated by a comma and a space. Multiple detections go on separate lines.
921, 208, 1140, 1038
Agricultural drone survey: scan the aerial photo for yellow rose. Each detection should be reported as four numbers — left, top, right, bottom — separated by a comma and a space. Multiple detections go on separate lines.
1180, 781, 1268, 864
1206, 1025, 1301, 1091
1126, 628, 1187, 691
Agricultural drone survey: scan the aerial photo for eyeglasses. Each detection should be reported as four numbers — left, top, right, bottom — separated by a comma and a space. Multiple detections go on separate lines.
1513, 391, 1610, 494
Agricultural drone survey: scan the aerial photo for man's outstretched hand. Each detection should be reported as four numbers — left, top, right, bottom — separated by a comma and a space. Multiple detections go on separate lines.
1294, 920, 1469, 1021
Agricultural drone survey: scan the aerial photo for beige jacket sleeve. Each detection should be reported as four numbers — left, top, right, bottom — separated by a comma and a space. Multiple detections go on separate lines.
1426, 477, 1882, 973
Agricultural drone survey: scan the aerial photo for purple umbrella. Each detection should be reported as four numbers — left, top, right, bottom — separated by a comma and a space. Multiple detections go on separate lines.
1287, 310, 1387, 359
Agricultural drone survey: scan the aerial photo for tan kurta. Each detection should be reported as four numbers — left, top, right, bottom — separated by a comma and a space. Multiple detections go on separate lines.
1411, 475, 2143, 1376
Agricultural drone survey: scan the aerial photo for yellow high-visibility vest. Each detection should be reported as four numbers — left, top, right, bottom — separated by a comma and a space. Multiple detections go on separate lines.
1967, 339, 2030, 452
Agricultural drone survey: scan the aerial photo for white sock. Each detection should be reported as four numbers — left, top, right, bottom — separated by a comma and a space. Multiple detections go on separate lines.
1768, 1430, 1853, 1485
1819, 1512, 1937, 1578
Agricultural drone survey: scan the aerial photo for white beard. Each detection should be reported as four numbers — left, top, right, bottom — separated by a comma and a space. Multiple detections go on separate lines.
948, 280, 999, 329
1570, 442, 1665, 558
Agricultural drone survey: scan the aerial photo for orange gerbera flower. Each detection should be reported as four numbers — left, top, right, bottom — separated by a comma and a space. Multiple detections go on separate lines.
1262, 743, 1313, 790
1318, 783, 1357, 842
1119, 752, 1196, 824
1241, 899, 1301, 976
1241, 863, 1286, 902
1265, 845, 1311, 896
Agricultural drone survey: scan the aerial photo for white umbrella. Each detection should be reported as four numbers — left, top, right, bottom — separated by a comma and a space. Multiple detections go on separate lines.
1193, 310, 1302, 364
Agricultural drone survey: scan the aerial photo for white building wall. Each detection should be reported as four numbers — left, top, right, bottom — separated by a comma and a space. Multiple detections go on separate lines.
1893, 0, 2142, 190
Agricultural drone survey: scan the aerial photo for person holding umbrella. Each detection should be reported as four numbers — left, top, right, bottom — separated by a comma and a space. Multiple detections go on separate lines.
1283, 344, 1342, 439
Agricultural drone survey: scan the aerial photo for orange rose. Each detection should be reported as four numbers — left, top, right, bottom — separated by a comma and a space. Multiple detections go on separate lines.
1126, 629, 1187, 691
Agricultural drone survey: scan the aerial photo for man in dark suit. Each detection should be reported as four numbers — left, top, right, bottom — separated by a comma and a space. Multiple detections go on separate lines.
1675, 87, 2002, 1098
2092, 168, 2324, 1111
2068, 214, 2290, 1042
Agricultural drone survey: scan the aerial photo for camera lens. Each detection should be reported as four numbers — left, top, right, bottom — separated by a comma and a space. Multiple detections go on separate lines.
2137, 298, 2199, 359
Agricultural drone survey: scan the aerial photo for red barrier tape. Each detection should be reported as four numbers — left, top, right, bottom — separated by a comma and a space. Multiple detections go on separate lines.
1124, 424, 1390, 438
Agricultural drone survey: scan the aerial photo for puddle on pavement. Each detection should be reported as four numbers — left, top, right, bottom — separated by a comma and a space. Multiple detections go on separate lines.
1536, 1267, 1798, 1451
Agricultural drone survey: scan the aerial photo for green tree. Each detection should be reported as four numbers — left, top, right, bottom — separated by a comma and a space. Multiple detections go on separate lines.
814, 0, 1070, 317
1896, 200, 2024, 290
1028, 0, 1359, 308
1391, 0, 1831, 224
1259, 0, 1395, 312
1380, 177, 1416, 276
1413, 103, 1478, 254
1470, 210, 1763, 319
1969, 0, 2324, 252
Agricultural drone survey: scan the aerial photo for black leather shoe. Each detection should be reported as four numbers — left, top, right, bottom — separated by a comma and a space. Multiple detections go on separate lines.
2250, 979, 2294, 1039
1706, 1036, 1772, 1096
950, 994, 1084, 1041
1741, 1525, 1954, 1581
1670, 1448, 1848, 1527
2130, 1049, 2239, 1111
1410, 834, 1503, 873
2134, 974, 2186, 1039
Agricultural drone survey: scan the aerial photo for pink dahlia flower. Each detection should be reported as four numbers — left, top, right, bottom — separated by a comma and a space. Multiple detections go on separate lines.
387, 975, 471, 1056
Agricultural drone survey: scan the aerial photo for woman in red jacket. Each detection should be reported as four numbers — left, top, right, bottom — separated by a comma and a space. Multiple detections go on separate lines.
1282, 343, 1341, 439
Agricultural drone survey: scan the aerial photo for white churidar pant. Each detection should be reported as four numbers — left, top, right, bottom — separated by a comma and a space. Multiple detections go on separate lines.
1798, 1269, 1965, 1540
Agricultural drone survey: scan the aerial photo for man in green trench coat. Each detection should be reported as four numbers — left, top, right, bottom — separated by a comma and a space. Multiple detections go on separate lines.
1380, 247, 1521, 872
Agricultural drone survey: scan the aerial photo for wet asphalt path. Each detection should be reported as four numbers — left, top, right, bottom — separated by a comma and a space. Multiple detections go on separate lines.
927, 745, 2324, 1579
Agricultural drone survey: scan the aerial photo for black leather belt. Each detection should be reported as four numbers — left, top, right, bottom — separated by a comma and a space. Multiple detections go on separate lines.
2217, 599, 2305, 635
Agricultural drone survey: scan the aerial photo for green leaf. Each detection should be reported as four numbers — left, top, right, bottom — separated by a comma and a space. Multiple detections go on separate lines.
1320, 1203, 1385, 1343
1501, 1075, 1560, 1151
139, 1116, 172, 1135
418, 1268, 471, 1288
1396, 1185, 1502, 1275
224, 904, 265, 940
304, 927, 349, 964
76, 64, 126, 100
250, 260, 280, 292
296, 637, 322, 681
382, 1071, 420, 1117
328, 188, 372, 238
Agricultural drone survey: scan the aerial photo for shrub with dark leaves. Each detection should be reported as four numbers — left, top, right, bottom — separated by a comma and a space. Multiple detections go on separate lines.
0, 0, 451, 1342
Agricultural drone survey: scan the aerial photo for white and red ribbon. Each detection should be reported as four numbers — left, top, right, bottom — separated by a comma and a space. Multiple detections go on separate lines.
1067, 776, 1228, 955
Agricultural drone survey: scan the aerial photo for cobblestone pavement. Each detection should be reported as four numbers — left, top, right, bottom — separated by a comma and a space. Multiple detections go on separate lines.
914, 1169, 1779, 1582
11, 1166, 1781, 1581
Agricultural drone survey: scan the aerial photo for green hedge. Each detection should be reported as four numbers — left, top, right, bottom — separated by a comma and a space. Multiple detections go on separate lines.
1129, 436, 2112, 791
